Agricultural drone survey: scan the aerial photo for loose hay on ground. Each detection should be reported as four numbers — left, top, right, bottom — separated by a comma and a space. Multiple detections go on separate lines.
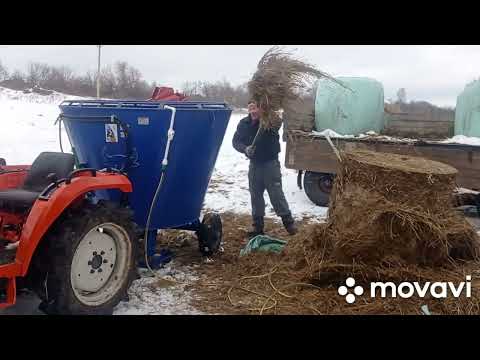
190, 151, 480, 315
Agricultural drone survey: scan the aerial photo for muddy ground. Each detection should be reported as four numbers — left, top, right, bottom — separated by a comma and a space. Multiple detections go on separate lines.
155, 212, 320, 315
154, 208, 480, 316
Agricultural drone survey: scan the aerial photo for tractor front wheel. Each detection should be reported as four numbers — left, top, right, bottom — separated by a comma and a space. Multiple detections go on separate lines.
41, 201, 138, 315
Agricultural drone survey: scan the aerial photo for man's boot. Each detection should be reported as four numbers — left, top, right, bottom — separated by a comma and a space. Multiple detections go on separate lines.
282, 215, 298, 235
247, 216, 264, 238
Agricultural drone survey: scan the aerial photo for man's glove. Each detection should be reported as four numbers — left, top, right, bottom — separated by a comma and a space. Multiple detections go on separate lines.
245, 145, 255, 159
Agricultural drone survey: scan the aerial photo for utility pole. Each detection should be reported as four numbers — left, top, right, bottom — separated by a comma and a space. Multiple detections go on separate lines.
97, 45, 102, 98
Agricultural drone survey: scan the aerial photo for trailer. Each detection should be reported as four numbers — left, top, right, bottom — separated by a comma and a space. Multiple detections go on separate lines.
285, 130, 480, 207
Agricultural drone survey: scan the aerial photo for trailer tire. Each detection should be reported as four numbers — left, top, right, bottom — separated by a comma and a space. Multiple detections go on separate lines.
40, 200, 138, 315
303, 171, 334, 207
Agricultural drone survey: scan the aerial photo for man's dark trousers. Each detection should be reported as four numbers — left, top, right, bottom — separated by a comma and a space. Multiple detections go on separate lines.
248, 158, 292, 227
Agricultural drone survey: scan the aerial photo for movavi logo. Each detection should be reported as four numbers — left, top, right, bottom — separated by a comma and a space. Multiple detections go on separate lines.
338, 276, 472, 304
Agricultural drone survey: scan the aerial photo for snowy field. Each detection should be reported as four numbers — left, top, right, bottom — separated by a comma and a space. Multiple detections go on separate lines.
0, 87, 325, 315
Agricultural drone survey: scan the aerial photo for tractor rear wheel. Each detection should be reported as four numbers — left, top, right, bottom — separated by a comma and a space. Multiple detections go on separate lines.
40, 201, 138, 315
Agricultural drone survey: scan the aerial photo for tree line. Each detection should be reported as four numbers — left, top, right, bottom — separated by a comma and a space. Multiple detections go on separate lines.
0, 59, 155, 99
0, 60, 252, 107
3, 59, 452, 112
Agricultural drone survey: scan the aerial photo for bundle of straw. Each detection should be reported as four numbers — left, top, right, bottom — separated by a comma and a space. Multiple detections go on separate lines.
248, 46, 344, 129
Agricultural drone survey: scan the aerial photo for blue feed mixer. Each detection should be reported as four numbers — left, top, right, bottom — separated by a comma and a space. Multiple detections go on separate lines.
59, 100, 232, 267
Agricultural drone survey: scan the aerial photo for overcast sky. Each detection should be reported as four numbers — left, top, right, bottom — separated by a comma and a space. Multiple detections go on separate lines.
1, 45, 479, 107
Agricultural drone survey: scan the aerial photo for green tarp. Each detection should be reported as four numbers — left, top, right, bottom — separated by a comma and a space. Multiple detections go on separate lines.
240, 235, 287, 257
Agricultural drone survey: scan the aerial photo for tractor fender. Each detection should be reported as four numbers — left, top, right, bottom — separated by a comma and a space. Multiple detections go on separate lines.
15, 173, 132, 275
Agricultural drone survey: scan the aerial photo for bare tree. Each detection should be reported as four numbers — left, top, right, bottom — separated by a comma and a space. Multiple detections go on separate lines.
99, 65, 117, 98
10, 70, 25, 81
114, 61, 128, 96
45, 66, 74, 92
0, 60, 8, 81
1, 60, 246, 103
26, 63, 41, 86
1, 69, 28, 90
109, 61, 151, 98
182, 81, 203, 97
181, 79, 250, 107
397, 88, 407, 104
27, 62, 51, 87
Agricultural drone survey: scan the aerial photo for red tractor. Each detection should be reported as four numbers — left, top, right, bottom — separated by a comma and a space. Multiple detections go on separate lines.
0, 153, 138, 314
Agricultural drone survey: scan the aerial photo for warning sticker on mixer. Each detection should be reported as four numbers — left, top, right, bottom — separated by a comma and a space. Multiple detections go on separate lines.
105, 123, 118, 143
138, 116, 149, 125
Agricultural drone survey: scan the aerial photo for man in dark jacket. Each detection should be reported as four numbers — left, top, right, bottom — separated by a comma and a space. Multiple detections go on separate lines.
233, 100, 297, 237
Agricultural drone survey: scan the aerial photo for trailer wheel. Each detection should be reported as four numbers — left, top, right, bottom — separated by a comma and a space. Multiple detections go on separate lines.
303, 171, 334, 207
197, 213, 222, 256
41, 201, 138, 315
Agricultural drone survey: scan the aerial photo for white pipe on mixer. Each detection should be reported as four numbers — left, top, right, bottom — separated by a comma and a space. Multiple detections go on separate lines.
162, 105, 177, 167
143, 104, 178, 278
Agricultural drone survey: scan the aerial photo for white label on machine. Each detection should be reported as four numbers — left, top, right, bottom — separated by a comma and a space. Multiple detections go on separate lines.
138, 116, 150, 125
105, 123, 118, 143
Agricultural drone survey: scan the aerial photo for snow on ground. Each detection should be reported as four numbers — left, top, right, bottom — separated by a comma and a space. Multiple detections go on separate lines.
441, 135, 480, 146
312, 129, 356, 138
114, 264, 203, 315
0, 263, 203, 315
311, 128, 418, 143
0, 87, 78, 105
456, 187, 480, 195
0, 88, 73, 164
0, 87, 326, 315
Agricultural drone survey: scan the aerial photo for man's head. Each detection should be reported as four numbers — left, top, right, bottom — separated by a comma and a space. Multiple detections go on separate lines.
248, 100, 261, 121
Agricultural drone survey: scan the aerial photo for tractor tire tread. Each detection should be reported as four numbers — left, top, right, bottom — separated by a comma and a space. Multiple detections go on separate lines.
41, 200, 138, 315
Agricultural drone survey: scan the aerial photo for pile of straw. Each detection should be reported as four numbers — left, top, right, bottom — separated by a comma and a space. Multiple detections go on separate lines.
221, 150, 480, 315
322, 150, 480, 266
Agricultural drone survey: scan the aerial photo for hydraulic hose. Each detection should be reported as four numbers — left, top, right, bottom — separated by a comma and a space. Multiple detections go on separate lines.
143, 105, 177, 277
